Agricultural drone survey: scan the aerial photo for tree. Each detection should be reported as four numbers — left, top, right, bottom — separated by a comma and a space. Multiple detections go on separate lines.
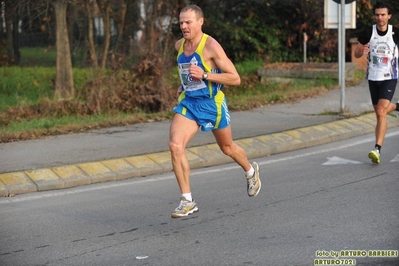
85, 0, 98, 67
3, 0, 398, 70
111, 0, 128, 57
0, 0, 21, 65
52, 0, 75, 100
96, 0, 111, 68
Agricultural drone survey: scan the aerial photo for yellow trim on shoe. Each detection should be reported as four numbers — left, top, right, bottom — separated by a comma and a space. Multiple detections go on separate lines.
171, 198, 199, 218
368, 150, 380, 164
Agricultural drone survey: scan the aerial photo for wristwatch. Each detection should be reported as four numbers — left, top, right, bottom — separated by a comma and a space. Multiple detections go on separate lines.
202, 71, 208, 80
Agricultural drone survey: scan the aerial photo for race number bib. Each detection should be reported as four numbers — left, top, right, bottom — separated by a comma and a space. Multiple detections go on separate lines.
372, 55, 389, 68
178, 63, 206, 91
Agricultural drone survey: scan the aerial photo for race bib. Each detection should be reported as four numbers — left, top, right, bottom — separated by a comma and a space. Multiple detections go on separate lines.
372, 55, 389, 68
178, 63, 206, 91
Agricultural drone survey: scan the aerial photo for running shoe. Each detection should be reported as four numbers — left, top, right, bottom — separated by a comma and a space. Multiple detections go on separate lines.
368, 148, 380, 164
246, 162, 261, 197
171, 197, 198, 218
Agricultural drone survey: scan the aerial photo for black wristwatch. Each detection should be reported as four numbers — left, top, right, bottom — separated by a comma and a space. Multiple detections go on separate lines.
202, 71, 208, 80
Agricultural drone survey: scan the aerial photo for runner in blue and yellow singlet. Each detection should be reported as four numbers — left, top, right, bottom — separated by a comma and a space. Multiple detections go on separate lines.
169, 5, 262, 218
174, 33, 227, 131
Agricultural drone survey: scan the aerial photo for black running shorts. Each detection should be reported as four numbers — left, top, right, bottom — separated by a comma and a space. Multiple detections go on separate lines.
368, 79, 397, 105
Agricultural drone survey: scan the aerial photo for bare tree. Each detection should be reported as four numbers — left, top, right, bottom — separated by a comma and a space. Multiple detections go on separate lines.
107, 0, 136, 69
85, 0, 98, 67
52, 0, 75, 100
112, 0, 128, 55
96, 0, 110, 68
1, 0, 21, 65
138, 0, 180, 60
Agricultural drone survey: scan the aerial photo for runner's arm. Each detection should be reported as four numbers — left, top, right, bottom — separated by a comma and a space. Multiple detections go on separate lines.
203, 37, 241, 86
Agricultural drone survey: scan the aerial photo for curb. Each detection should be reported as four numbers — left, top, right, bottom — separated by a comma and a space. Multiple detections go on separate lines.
1, 113, 398, 197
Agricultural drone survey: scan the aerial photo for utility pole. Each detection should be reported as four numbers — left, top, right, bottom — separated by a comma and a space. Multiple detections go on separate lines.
331, 0, 356, 113
325, 0, 356, 113
338, 0, 346, 112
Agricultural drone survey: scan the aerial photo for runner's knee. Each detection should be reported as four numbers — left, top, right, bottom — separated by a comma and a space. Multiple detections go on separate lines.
219, 144, 233, 156
375, 106, 388, 117
169, 141, 185, 155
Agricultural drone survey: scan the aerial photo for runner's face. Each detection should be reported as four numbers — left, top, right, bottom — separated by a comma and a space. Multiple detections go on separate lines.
179, 10, 203, 40
374, 8, 391, 29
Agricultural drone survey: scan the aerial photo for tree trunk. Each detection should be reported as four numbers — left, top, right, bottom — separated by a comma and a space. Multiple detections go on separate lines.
85, 0, 98, 68
97, 0, 111, 68
113, 0, 127, 55
52, 0, 75, 100
12, 18, 20, 64
118, 0, 136, 58
67, 3, 75, 50
148, 0, 158, 53
6, 16, 13, 61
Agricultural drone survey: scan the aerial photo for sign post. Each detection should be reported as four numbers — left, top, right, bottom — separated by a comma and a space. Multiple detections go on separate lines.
339, 0, 346, 112
303, 32, 308, 63
324, 0, 356, 113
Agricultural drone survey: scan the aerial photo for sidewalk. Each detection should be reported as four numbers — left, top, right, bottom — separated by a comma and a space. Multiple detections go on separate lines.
1, 80, 399, 196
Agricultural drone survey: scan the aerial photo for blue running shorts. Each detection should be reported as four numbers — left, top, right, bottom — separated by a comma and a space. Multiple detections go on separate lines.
173, 90, 230, 131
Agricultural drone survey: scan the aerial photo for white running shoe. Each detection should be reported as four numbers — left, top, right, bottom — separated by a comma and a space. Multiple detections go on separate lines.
171, 197, 198, 218
368, 148, 380, 164
246, 162, 261, 197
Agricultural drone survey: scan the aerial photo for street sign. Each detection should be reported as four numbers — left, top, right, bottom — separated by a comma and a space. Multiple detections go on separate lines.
332, 0, 356, 4
324, 0, 356, 29
324, 0, 357, 112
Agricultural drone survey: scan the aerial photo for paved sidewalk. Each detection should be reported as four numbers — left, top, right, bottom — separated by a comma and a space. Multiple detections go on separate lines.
1, 80, 398, 196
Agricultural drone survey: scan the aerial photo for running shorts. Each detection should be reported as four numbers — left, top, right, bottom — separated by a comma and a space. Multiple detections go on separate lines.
368, 79, 397, 105
173, 90, 230, 131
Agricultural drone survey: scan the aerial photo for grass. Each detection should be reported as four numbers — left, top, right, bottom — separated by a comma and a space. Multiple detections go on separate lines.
0, 67, 54, 111
20, 46, 57, 67
0, 66, 101, 111
226, 75, 338, 111
0, 50, 364, 142
20, 46, 87, 68
0, 111, 174, 141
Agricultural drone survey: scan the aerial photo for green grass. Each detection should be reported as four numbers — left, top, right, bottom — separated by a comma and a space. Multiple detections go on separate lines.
20, 47, 57, 67
0, 66, 103, 111
235, 59, 264, 76
226, 75, 338, 110
0, 67, 54, 111
20, 46, 87, 67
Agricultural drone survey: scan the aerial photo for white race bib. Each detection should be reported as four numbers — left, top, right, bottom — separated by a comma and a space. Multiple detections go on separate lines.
178, 63, 206, 91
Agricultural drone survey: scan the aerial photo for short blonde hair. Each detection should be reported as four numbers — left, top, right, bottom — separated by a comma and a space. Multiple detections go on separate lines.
180, 5, 204, 19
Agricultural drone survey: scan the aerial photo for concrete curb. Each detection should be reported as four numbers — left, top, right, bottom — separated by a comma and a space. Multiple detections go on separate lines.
1, 113, 398, 197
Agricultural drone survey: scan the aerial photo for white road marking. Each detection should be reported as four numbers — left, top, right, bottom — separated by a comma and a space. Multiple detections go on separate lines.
390, 154, 399, 162
322, 156, 363, 165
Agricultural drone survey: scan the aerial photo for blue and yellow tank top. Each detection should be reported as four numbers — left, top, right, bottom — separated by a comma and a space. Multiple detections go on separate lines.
177, 34, 223, 99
